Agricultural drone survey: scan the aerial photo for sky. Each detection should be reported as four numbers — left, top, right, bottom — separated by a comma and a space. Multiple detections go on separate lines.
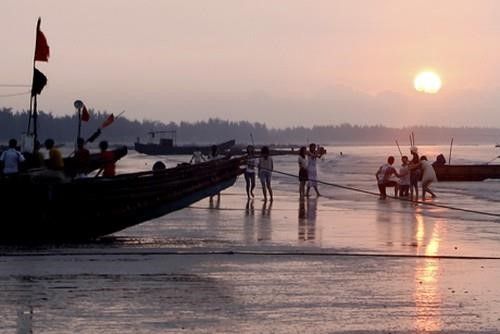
2, 0, 500, 128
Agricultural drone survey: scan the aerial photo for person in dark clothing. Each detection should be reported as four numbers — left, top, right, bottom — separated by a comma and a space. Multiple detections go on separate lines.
75, 137, 90, 177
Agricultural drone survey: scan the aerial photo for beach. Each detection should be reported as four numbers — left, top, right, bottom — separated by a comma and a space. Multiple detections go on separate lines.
1, 145, 500, 333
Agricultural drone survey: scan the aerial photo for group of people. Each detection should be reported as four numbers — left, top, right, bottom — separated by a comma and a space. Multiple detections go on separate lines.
376, 146, 437, 200
0, 138, 116, 179
244, 145, 274, 201
244, 143, 327, 202
189, 145, 222, 165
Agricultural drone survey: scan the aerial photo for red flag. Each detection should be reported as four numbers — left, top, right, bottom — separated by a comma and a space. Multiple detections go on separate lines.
101, 114, 115, 128
34, 18, 50, 62
81, 105, 90, 122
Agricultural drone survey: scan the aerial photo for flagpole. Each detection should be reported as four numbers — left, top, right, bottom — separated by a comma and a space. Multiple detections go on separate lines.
29, 17, 49, 153
29, 18, 41, 153
32, 95, 38, 150
77, 107, 82, 140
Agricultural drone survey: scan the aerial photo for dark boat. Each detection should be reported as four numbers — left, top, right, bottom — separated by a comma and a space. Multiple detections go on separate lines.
434, 164, 500, 181
0, 156, 244, 240
134, 130, 235, 155
135, 139, 235, 155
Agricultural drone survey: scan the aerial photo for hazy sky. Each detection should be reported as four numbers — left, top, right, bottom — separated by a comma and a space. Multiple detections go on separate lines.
2, 0, 500, 127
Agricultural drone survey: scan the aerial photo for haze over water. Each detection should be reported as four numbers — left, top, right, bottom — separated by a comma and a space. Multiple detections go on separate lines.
3, 1, 500, 127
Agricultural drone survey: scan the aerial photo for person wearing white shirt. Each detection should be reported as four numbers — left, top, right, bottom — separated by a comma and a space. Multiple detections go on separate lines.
0, 139, 25, 175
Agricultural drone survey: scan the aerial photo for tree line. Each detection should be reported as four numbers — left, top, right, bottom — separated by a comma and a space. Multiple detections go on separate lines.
0, 107, 499, 145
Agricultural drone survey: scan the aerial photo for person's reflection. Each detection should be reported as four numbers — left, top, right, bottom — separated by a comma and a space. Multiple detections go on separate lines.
298, 198, 317, 241
244, 198, 255, 244
245, 198, 255, 216
17, 305, 33, 334
209, 193, 221, 209
376, 200, 395, 247
298, 198, 306, 240
258, 200, 272, 242
306, 197, 317, 240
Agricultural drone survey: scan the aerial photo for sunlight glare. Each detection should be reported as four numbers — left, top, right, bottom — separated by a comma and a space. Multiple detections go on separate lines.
414, 71, 442, 94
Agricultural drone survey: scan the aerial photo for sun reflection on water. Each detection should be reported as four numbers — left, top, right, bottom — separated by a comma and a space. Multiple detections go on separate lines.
414, 214, 444, 332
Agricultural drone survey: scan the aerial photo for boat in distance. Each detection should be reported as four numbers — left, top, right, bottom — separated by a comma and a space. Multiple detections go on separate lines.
434, 164, 500, 181
0, 156, 244, 240
134, 130, 235, 155
134, 139, 235, 156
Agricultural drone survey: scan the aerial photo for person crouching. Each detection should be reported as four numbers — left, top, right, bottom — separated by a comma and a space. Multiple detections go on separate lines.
375, 156, 401, 199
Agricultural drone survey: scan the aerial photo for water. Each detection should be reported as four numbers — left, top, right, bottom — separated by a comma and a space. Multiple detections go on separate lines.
1, 145, 500, 333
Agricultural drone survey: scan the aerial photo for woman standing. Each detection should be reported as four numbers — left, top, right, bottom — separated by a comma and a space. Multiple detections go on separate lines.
306, 143, 325, 197
298, 146, 308, 198
244, 145, 257, 199
258, 146, 273, 202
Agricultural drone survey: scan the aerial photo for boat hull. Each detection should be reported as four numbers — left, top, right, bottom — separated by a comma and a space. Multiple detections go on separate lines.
434, 164, 500, 181
0, 157, 243, 240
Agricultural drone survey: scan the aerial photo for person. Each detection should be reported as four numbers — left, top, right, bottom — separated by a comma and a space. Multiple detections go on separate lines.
30, 140, 45, 168
208, 145, 220, 161
433, 153, 446, 167
408, 146, 421, 200
190, 150, 205, 164
0, 138, 25, 176
208, 145, 221, 201
375, 156, 401, 199
306, 143, 326, 197
99, 140, 116, 177
258, 146, 273, 202
420, 155, 438, 200
244, 145, 257, 199
74, 137, 90, 177
399, 155, 410, 197
298, 146, 308, 198
45, 138, 64, 171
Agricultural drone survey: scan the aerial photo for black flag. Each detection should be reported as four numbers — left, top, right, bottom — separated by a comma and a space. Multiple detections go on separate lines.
31, 68, 47, 96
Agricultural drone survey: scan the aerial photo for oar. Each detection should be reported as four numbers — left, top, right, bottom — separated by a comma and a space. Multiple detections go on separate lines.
395, 140, 403, 158
448, 137, 454, 164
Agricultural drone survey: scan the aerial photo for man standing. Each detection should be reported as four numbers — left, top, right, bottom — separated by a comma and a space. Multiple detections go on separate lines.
0, 139, 25, 176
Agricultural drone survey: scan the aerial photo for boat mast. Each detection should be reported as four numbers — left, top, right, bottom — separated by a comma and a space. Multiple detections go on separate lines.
28, 20, 39, 152
28, 18, 49, 153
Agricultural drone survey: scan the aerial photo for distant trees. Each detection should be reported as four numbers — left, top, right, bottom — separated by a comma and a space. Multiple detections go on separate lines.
0, 107, 499, 145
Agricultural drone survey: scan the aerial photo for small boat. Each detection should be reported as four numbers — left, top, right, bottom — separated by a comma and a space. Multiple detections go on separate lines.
0, 156, 244, 240
134, 131, 235, 155
433, 164, 500, 181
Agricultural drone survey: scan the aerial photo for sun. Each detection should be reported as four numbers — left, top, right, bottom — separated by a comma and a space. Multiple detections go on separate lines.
414, 71, 442, 94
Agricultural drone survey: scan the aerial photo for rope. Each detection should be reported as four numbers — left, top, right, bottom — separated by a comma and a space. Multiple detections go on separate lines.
2, 249, 499, 260
264, 168, 500, 218
0, 90, 31, 98
0, 84, 31, 87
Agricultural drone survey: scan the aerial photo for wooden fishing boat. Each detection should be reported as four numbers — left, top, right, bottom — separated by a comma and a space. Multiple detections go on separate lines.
134, 139, 235, 155
433, 164, 500, 181
0, 156, 244, 240
134, 130, 235, 155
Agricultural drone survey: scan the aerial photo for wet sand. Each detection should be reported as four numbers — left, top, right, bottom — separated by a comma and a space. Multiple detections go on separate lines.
1, 147, 500, 333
